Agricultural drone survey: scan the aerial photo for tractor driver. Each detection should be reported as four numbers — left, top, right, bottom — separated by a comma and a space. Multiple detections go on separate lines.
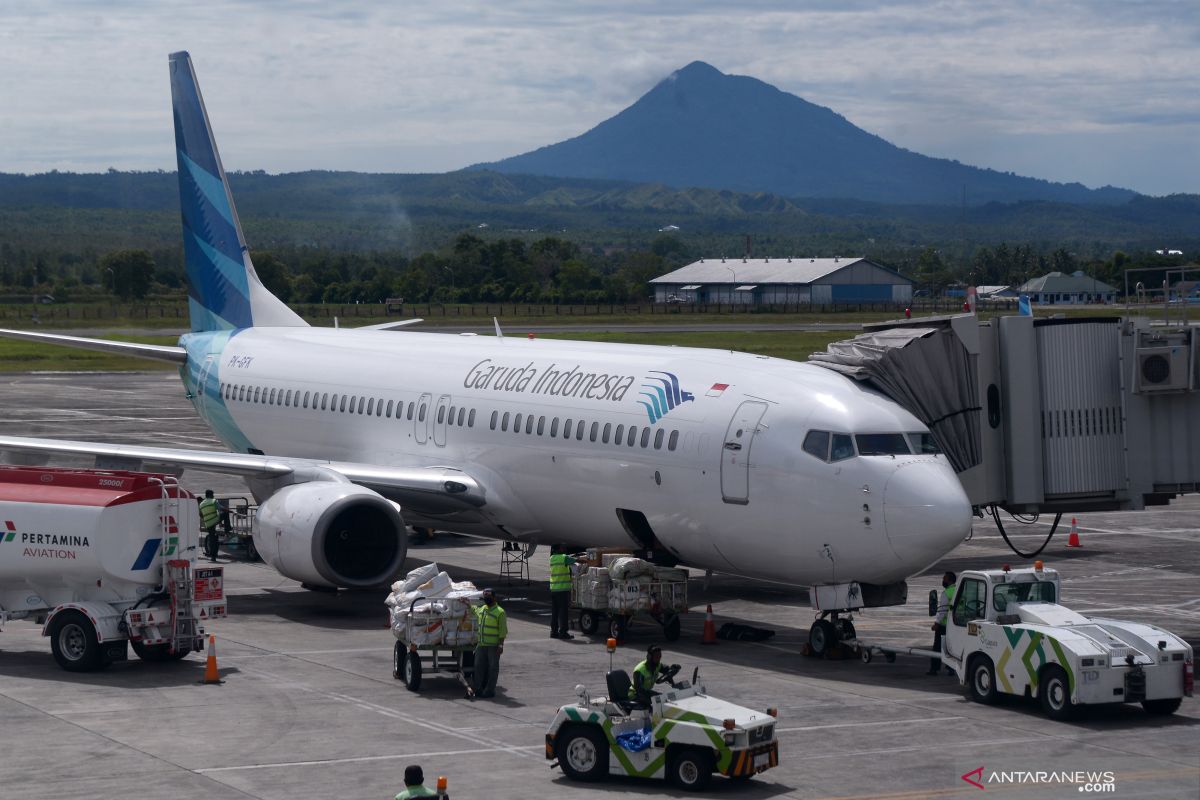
629, 644, 676, 703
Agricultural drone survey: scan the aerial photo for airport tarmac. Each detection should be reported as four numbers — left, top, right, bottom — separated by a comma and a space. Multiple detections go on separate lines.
0, 371, 1197, 800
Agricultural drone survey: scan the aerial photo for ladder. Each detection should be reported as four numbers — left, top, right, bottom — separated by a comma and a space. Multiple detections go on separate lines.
149, 476, 197, 655
499, 540, 530, 584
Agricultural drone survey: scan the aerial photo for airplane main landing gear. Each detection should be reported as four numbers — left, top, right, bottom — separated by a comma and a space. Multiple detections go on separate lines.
807, 611, 856, 658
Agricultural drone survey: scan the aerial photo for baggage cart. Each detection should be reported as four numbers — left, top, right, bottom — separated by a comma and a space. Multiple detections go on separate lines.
391, 595, 476, 694
572, 570, 688, 642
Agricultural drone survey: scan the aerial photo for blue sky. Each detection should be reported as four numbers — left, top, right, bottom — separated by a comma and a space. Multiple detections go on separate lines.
1, 1, 1197, 195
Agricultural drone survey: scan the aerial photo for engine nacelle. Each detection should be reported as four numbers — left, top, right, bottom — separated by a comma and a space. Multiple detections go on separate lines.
254, 481, 407, 589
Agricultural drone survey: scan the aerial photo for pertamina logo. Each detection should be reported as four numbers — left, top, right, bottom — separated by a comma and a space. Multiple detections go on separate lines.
638, 371, 694, 424
2, 520, 15, 543
2, 520, 91, 560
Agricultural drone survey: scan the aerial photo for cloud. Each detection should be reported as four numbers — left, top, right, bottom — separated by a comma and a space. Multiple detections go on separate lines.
0, 0, 1196, 194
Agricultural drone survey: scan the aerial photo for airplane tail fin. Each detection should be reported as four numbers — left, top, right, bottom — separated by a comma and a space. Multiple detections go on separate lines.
169, 51, 307, 332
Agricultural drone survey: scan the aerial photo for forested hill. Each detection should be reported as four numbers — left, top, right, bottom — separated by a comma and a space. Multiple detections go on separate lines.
480, 61, 1137, 207
0, 170, 1197, 256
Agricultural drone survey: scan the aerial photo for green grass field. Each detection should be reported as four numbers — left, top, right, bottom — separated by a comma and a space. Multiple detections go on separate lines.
0, 335, 182, 372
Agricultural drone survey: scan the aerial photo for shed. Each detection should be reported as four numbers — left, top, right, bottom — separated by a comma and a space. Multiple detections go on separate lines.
650, 257, 913, 305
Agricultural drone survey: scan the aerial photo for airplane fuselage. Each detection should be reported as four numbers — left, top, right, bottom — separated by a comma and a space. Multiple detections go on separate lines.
179, 327, 971, 588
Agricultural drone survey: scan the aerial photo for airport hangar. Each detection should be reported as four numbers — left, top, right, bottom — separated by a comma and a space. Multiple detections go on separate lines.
650, 256, 914, 305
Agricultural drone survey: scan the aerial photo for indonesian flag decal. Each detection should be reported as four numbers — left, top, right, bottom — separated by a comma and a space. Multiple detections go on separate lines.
706, 383, 729, 397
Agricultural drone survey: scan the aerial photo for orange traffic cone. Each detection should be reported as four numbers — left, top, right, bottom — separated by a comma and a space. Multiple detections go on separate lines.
1067, 517, 1082, 548
200, 634, 223, 684
701, 604, 717, 645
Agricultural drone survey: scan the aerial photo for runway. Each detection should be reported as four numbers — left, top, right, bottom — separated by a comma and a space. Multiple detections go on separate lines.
0, 372, 1196, 799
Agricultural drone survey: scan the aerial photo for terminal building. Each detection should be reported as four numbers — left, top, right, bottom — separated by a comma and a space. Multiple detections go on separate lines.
649, 257, 913, 305
1016, 271, 1118, 304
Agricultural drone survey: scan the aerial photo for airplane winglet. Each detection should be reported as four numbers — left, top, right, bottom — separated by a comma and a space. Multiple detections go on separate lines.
493, 317, 504, 339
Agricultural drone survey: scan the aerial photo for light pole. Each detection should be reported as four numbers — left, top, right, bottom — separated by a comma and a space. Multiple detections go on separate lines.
105, 267, 114, 296
724, 265, 736, 304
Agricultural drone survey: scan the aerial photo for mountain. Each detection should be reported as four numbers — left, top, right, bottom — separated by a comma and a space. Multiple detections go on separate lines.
479, 61, 1136, 207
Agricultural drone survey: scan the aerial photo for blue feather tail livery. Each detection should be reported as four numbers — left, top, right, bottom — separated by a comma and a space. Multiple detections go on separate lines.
169, 52, 306, 333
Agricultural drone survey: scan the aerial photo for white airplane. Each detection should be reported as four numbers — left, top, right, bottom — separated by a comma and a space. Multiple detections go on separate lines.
0, 53, 971, 636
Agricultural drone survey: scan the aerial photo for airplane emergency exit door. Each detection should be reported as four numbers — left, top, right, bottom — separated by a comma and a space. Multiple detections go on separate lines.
721, 401, 768, 504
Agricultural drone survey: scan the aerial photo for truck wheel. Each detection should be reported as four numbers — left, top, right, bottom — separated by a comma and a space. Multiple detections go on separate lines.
663, 613, 681, 642
556, 725, 608, 781
668, 747, 713, 791
967, 656, 998, 705
49, 611, 105, 672
1039, 665, 1078, 720
392, 642, 403, 680
402, 652, 422, 691
131, 641, 189, 662
808, 619, 837, 657
608, 615, 627, 643
578, 609, 600, 636
1141, 698, 1182, 716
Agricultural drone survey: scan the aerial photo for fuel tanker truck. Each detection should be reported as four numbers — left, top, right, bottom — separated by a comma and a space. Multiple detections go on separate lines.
0, 466, 226, 671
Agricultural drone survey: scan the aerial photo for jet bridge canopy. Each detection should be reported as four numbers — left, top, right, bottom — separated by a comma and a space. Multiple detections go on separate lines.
809, 314, 1200, 515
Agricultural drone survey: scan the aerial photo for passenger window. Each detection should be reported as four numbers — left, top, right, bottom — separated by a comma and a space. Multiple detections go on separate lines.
447, 405, 455, 424
615, 424, 624, 444
802, 430, 830, 461
654, 429, 665, 449
252, 387, 260, 403
321, 393, 328, 411
303, 391, 311, 409
386, 399, 393, 418
358, 397, 366, 414
285, 389, 292, 406
407, 403, 414, 420
526, 415, 535, 434
537, 416, 545, 436
576, 422, 585, 441
266, 388, 273, 404
459, 408, 466, 426
550, 418, 559, 437
668, 430, 679, 451
367, 398, 375, 416
437, 405, 445, 424
627, 426, 637, 446
589, 422, 599, 442
490, 410, 498, 430
237, 386, 245, 401
602, 423, 611, 443
514, 413, 523, 433
501, 412, 510, 431
640, 428, 651, 448
830, 433, 855, 461
467, 409, 475, 427
340, 396, 349, 413
563, 419, 573, 438
419, 403, 427, 422
952, 579, 987, 626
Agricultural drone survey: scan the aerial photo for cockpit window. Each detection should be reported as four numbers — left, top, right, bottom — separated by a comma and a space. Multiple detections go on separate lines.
855, 433, 912, 456
830, 433, 855, 462
907, 432, 942, 454
802, 430, 830, 461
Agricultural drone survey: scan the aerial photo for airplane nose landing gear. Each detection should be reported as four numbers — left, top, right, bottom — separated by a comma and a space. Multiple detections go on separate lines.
806, 612, 857, 658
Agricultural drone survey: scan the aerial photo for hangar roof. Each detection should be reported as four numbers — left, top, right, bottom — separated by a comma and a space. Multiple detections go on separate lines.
650, 257, 910, 285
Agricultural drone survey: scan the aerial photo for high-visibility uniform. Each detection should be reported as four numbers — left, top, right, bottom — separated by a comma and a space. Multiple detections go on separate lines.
198, 497, 220, 529
936, 584, 957, 626
629, 659, 664, 699
549, 553, 575, 592
476, 604, 508, 646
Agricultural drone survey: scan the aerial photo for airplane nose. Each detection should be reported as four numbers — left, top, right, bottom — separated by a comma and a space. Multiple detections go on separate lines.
882, 460, 972, 572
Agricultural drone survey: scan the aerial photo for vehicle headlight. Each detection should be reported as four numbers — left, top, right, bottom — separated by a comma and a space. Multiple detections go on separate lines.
723, 731, 737, 745
1083, 670, 1100, 682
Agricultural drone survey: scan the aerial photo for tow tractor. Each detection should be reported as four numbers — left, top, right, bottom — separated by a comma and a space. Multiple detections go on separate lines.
853, 563, 1194, 719
545, 646, 779, 791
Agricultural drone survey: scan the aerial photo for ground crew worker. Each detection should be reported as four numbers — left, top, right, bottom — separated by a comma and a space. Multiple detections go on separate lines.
472, 588, 506, 699
394, 764, 437, 799
928, 571, 957, 675
198, 489, 220, 562
630, 644, 675, 703
548, 544, 577, 640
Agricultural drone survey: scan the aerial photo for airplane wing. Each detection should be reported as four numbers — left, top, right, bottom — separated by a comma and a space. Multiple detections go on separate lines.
0, 435, 486, 516
0, 328, 188, 363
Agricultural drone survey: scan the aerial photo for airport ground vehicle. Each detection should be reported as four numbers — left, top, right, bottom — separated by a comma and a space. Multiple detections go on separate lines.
546, 663, 779, 790
574, 571, 689, 642
854, 563, 1193, 719
0, 467, 225, 671
391, 594, 476, 693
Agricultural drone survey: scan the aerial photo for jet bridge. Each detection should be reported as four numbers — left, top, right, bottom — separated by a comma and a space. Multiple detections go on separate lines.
810, 314, 1200, 523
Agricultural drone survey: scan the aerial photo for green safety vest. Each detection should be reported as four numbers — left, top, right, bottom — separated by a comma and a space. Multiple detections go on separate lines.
938, 584, 957, 625
629, 659, 659, 698
549, 553, 575, 592
198, 497, 220, 529
475, 603, 507, 646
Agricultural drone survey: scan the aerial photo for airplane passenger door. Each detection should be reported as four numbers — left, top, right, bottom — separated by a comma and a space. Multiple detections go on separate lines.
432, 394, 451, 447
414, 392, 432, 445
721, 401, 768, 504
196, 356, 216, 422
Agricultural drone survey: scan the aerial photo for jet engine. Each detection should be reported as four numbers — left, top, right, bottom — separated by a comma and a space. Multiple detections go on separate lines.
254, 481, 407, 589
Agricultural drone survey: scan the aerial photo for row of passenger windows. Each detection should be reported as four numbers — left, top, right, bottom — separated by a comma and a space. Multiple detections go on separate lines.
801, 430, 941, 463
220, 382, 478, 429
219, 381, 681, 452
488, 410, 680, 451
